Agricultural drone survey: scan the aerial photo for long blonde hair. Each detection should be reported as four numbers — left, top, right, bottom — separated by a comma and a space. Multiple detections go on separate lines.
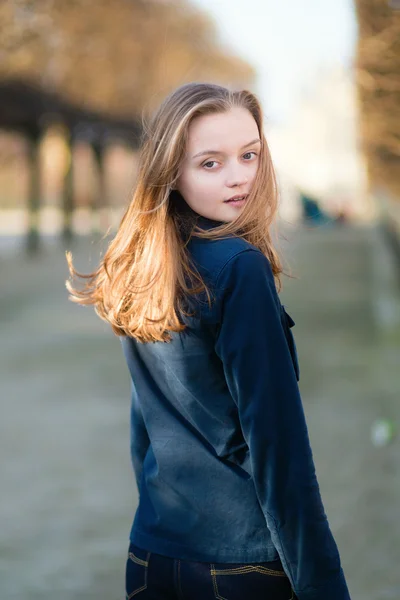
66, 82, 284, 343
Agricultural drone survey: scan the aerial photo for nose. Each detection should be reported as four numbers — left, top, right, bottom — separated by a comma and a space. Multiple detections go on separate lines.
225, 163, 249, 188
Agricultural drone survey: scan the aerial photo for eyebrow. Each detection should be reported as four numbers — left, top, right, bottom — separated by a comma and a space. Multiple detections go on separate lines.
192, 138, 261, 159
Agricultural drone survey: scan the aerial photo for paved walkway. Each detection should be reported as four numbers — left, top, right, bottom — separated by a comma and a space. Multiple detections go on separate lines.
0, 223, 399, 599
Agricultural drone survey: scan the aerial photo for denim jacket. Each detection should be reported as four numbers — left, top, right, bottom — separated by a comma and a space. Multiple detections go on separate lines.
120, 213, 350, 600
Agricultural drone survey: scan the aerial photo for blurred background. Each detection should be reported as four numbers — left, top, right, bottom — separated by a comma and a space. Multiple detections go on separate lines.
0, 1, 399, 599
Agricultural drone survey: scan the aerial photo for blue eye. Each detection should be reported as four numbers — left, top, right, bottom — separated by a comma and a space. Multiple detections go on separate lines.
243, 151, 257, 160
203, 160, 218, 169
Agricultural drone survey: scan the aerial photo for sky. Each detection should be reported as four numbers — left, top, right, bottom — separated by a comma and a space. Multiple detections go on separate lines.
191, 0, 358, 123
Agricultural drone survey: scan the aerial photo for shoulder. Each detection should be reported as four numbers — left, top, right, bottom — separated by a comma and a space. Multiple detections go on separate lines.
187, 235, 272, 285
217, 245, 274, 287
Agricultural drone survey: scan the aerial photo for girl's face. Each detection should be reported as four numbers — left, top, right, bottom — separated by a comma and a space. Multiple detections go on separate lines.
175, 106, 260, 222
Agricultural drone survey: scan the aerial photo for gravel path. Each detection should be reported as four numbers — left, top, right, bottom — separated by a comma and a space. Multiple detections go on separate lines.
1, 224, 399, 600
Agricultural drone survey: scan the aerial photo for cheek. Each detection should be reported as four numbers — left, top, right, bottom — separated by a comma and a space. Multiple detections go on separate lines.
251, 158, 260, 175
249, 160, 259, 179
184, 170, 219, 196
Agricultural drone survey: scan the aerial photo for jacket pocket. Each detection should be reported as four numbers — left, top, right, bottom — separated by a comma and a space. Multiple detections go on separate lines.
280, 305, 300, 382
126, 544, 151, 598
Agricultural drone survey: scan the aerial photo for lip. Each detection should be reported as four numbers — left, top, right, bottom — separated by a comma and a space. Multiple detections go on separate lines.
224, 194, 249, 203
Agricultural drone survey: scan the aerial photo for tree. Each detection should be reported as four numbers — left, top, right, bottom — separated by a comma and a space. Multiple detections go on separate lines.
0, 0, 255, 120
354, 0, 400, 198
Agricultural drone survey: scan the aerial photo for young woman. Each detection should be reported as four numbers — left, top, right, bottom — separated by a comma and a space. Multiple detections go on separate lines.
66, 82, 351, 600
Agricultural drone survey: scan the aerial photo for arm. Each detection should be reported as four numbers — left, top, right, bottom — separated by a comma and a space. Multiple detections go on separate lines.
214, 249, 350, 600
129, 380, 151, 495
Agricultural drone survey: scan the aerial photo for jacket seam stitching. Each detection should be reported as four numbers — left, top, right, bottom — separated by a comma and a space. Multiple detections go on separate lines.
215, 248, 263, 287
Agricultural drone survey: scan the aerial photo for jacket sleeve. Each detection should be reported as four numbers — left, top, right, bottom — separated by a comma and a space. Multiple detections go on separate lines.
129, 380, 151, 495
214, 249, 351, 600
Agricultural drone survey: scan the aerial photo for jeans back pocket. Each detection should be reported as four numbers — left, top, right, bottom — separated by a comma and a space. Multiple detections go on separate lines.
126, 543, 151, 599
210, 559, 293, 600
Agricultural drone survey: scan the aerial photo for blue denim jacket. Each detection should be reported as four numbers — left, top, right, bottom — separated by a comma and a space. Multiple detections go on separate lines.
120, 214, 351, 600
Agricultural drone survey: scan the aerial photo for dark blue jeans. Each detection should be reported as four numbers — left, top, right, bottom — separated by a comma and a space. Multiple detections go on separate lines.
126, 542, 296, 599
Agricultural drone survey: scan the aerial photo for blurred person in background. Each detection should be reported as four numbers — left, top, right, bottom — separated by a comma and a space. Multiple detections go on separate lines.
66, 82, 351, 600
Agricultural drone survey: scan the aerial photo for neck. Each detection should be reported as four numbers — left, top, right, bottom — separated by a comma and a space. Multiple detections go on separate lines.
172, 191, 226, 236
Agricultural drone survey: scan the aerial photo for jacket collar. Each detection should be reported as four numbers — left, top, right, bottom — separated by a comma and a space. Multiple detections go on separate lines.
195, 215, 226, 230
